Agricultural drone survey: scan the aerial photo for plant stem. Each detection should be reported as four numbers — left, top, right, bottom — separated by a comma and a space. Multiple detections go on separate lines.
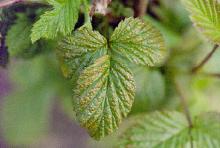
192, 44, 219, 73
174, 80, 193, 148
0, 0, 47, 8
134, 0, 148, 18
174, 80, 193, 127
0, 0, 24, 8
89, 0, 112, 17
201, 72, 220, 78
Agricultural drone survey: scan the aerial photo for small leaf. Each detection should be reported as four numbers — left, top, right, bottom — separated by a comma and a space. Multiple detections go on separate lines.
118, 111, 220, 148
31, 0, 81, 42
110, 17, 166, 66
74, 55, 135, 140
6, 13, 32, 56
182, 0, 220, 43
57, 27, 107, 80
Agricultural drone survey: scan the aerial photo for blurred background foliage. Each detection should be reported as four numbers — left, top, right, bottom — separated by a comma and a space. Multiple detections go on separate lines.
1, 0, 220, 147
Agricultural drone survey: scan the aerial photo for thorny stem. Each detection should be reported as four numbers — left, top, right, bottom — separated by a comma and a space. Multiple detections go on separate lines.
134, 0, 148, 18
174, 80, 193, 148
192, 44, 219, 73
0, 0, 24, 8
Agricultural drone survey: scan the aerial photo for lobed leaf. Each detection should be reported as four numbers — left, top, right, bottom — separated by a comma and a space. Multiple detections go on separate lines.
182, 0, 220, 43
74, 55, 135, 139
31, 0, 81, 43
110, 17, 166, 66
58, 17, 166, 140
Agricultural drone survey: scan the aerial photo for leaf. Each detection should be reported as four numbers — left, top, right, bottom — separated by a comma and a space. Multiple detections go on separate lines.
118, 111, 190, 148
1, 88, 53, 145
1, 55, 55, 144
6, 13, 32, 56
110, 17, 166, 66
192, 112, 220, 147
57, 26, 107, 81
57, 18, 166, 140
118, 111, 220, 148
182, 0, 220, 43
131, 67, 165, 114
74, 55, 135, 140
31, 0, 81, 43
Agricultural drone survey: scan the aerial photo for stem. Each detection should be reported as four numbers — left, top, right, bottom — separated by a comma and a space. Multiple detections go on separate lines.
89, 0, 112, 17
0, 0, 24, 8
174, 80, 193, 148
192, 44, 219, 73
201, 72, 220, 78
83, 0, 90, 23
174, 80, 193, 127
134, 0, 148, 18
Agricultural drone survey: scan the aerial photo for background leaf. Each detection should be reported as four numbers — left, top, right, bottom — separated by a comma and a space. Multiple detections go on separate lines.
6, 13, 32, 56
182, 0, 220, 43
131, 67, 166, 114
31, 0, 81, 42
119, 111, 190, 148
118, 111, 220, 148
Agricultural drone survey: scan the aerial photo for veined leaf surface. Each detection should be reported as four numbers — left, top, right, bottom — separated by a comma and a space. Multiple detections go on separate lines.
74, 55, 135, 139
182, 0, 220, 43
110, 17, 166, 66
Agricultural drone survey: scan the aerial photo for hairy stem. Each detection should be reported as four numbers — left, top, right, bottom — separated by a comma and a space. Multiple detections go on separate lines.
192, 44, 219, 73
174, 80, 193, 148
134, 0, 148, 17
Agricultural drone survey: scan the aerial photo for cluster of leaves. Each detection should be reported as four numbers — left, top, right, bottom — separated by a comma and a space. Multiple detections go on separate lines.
1, 0, 220, 147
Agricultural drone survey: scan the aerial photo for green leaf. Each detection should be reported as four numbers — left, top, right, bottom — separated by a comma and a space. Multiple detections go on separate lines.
31, 0, 81, 43
57, 18, 166, 140
57, 26, 107, 80
192, 112, 220, 147
110, 17, 166, 66
6, 13, 32, 56
182, 0, 220, 43
131, 67, 165, 114
1, 88, 53, 145
118, 111, 190, 148
118, 111, 220, 148
74, 55, 135, 140
1, 55, 55, 144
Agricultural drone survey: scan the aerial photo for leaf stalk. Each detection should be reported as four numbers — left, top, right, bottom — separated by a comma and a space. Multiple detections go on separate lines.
192, 44, 219, 73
